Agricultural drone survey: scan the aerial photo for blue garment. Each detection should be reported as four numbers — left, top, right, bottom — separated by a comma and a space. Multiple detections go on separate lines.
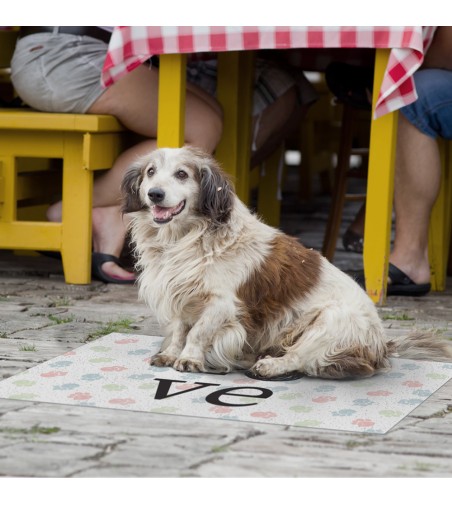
402, 68, 452, 139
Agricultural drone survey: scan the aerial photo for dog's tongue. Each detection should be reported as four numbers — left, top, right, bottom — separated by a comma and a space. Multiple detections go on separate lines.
151, 203, 183, 221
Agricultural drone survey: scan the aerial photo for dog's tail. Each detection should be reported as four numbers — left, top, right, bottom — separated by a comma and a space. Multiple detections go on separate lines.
387, 330, 452, 362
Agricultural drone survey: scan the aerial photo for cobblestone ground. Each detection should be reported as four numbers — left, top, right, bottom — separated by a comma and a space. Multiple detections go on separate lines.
0, 177, 451, 477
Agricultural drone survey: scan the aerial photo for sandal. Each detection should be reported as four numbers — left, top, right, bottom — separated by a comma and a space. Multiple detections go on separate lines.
39, 250, 136, 284
91, 252, 136, 285
355, 263, 431, 297
386, 263, 431, 296
343, 228, 364, 254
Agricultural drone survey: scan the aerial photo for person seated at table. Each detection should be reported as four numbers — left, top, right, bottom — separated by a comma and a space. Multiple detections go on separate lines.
185, 56, 318, 164
357, 26, 452, 296
10, 27, 312, 283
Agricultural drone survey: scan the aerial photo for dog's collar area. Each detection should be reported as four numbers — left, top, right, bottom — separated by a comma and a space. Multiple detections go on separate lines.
151, 200, 186, 224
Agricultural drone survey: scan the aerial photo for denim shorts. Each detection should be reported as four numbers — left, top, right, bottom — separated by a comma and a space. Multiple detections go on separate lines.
402, 68, 452, 140
11, 32, 108, 113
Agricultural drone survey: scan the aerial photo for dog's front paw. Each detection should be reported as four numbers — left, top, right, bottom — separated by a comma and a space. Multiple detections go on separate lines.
151, 353, 177, 368
173, 357, 206, 373
250, 356, 288, 378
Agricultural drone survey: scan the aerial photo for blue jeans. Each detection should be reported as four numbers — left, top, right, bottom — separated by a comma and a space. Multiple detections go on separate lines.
402, 68, 452, 139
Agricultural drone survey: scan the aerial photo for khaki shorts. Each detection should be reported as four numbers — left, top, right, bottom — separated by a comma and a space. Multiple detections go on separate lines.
11, 32, 108, 113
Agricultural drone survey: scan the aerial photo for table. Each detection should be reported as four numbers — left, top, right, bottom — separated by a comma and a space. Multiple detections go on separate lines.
102, 26, 436, 305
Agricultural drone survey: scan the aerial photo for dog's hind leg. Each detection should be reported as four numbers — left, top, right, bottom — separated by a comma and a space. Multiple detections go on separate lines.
250, 310, 390, 379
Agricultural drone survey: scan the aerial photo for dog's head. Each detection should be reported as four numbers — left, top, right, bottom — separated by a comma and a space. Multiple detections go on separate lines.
121, 146, 234, 228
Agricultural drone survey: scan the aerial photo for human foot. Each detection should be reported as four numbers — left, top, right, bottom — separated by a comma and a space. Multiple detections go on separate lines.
46, 202, 135, 283
91, 206, 136, 283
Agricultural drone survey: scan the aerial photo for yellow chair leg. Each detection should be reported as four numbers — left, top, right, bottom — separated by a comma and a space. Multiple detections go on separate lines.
60, 134, 93, 284
429, 139, 452, 291
157, 54, 187, 148
363, 49, 398, 305
215, 51, 254, 204
257, 145, 284, 227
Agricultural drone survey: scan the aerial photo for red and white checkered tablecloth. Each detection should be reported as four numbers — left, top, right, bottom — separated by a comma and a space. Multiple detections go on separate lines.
102, 26, 436, 118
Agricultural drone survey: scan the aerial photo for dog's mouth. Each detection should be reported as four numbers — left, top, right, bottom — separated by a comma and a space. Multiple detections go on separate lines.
151, 200, 186, 224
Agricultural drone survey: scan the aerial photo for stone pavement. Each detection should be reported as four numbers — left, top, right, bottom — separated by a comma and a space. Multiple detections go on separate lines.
0, 183, 452, 477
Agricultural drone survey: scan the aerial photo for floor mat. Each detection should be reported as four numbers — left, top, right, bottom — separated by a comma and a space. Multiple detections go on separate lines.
1, 333, 451, 434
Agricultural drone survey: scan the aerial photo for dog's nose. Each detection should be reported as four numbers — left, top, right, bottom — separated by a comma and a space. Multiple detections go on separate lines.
148, 188, 165, 203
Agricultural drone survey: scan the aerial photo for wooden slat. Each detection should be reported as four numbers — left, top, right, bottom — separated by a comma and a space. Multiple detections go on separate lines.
0, 110, 125, 132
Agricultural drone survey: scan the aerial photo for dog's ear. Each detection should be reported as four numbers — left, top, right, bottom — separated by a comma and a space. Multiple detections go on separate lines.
121, 164, 146, 213
198, 159, 234, 225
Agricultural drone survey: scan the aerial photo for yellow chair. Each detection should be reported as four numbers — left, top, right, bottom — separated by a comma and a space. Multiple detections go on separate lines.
428, 139, 452, 291
0, 29, 127, 284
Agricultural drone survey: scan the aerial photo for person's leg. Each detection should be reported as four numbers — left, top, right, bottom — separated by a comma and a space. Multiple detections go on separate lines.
388, 68, 452, 287
88, 65, 222, 207
423, 27, 452, 70
48, 64, 223, 281
90, 64, 223, 152
251, 86, 298, 153
389, 113, 441, 285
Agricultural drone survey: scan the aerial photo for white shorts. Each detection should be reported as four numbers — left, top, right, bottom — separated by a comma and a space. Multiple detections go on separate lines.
11, 32, 108, 113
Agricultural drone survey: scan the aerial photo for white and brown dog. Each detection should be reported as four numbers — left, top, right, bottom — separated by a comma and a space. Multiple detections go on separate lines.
122, 146, 451, 379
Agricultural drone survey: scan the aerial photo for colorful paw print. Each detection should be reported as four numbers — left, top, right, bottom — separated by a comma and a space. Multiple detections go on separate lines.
352, 418, 375, 428
379, 409, 403, 417
100, 366, 128, 372
294, 420, 322, 427
250, 411, 278, 419
332, 409, 356, 417
48, 361, 73, 368
312, 395, 337, 403
402, 380, 423, 388
108, 398, 136, 405
41, 371, 68, 378
53, 383, 80, 391
81, 373, 103, 381
69, 392, 92, 401
353, 398, 375, 406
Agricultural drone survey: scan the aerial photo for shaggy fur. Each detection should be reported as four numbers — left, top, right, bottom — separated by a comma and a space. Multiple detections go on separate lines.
122, 146, 452, 379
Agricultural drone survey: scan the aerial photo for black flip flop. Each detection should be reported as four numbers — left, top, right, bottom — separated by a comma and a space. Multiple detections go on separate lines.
386, 263, 431, 296
354, 263, 430, 297
91, 252, 136, 284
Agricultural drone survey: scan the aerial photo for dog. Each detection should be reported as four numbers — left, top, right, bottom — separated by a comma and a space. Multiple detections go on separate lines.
121, 146, 452, 379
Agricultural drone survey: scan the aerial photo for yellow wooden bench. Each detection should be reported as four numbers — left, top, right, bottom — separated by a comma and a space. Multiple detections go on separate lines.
0, 109, 127, 283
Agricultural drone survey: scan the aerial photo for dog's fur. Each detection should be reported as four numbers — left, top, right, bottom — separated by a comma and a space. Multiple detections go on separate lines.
122, 146, 452, 379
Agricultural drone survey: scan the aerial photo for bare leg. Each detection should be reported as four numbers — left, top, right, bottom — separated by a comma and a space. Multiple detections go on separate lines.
389, 114, 441, 285
48, 65, 223, 281
252, 86, 298, 152
348, 203, 366, 236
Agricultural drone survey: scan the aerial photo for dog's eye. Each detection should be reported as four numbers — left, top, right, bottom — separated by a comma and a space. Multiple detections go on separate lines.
175, 170, 188, 180
147, 166, 155, 177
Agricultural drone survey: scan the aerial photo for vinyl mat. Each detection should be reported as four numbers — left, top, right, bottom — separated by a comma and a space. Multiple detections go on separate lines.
1, 333, 451, 434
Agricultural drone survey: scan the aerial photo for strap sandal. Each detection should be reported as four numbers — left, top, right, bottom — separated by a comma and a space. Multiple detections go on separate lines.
354, 263, 431, 297
91, 252, 136, 284
386, 263, 431, 297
